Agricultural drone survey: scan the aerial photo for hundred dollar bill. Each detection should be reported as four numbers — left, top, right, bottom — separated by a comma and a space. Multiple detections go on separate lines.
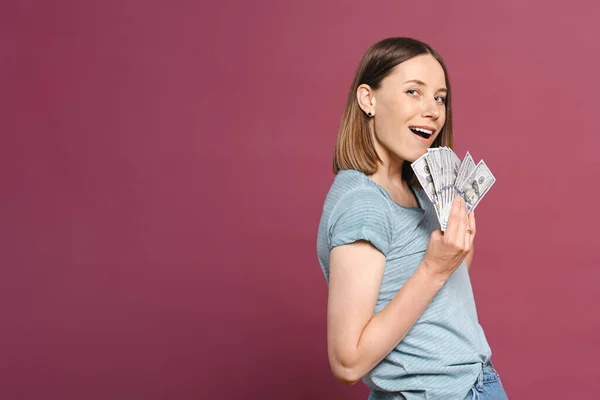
439, 148, 451, 231
411, 152, 440, 219
442, 148, 462, 230
454, 151, 476, 194
456, 160, 496, 214
448, 149, 461, 192
441, 148, 448, 220
412, 149, 496, 231
427, 148, 444, 212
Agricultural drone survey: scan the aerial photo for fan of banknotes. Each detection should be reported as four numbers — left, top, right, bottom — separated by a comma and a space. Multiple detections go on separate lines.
411, 148, 496, 231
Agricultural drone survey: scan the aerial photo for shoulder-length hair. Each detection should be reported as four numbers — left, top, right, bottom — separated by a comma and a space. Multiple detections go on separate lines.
333, 37, 454, 186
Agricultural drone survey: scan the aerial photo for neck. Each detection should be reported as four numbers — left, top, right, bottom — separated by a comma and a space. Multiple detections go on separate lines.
368, 138, 407, 191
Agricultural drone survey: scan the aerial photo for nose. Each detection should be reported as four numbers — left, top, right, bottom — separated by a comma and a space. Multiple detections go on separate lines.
422, 98, 441, 120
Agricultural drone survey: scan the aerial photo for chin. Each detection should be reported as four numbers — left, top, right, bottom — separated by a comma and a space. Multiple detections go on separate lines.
407, 149, 428, 162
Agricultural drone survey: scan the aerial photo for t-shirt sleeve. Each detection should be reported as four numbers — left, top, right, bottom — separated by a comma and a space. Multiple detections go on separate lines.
328, 188, 394, 256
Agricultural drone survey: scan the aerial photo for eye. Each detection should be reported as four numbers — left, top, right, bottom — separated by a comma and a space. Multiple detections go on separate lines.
435, 95, 446, 104
406, 89, 420, 96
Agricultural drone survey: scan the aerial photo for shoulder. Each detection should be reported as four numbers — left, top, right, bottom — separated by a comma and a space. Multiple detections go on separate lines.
327, 170, 393, 221
334, 187, 391, 216
326, 174, 395, 255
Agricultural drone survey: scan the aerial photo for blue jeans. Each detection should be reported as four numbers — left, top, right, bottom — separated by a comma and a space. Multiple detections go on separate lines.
463, 361, 508, 400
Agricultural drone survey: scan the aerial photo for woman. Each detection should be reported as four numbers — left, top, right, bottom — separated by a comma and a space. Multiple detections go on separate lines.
316, 38, 508, 400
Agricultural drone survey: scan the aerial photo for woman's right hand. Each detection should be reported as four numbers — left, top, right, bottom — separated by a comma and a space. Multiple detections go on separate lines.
421, 195, 476, 280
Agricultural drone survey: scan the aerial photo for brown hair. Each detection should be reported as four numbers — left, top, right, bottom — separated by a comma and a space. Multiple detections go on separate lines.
333, 37, 454, 186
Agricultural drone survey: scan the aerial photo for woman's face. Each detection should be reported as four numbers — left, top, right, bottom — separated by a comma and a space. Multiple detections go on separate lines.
371, 54, 447, 164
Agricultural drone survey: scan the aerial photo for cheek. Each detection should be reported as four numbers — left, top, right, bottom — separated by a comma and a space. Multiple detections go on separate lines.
435, 111, 447, 137
439, 109, 447, 125
374, 104, 400, 134
396, 97, 419, 119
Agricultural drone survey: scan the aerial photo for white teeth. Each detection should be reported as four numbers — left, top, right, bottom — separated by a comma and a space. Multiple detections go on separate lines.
411, 127, 433, 135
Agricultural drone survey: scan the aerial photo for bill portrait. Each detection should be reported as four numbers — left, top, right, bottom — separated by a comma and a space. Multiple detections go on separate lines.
424, 165, 436, 199
463, 179, 480, 206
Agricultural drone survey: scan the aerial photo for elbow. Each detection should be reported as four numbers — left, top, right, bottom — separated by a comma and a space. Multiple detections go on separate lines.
330, 357, 363, 386
332, 365, 361, 386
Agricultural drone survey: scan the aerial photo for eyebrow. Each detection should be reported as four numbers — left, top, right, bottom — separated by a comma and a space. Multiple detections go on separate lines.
404, 79, 447, 93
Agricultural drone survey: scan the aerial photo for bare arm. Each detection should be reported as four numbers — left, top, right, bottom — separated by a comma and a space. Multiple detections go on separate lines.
327, 241, 448, 385
327, 196, 475, 385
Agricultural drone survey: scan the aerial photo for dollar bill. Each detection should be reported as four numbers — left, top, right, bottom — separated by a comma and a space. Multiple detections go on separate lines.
411, 152, 440, 219
441, 148, 449, 221
443, 148, 461, 230
456, 160, 496, 214
454, 151, 476, 194
427, 148, 444, 211
438, 148, 448, 223
410, 149, 496, 231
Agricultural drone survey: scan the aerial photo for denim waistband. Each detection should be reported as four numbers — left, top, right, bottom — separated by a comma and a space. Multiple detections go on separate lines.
469, 360, 499, 399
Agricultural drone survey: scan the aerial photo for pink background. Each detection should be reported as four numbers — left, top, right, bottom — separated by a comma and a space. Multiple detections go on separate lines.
2, 1, 599, 398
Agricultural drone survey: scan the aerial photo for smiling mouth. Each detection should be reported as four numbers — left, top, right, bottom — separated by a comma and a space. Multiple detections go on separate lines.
409, 126, 434, 139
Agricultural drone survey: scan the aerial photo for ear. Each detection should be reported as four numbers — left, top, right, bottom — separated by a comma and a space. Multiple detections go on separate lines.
356, 84, 376, 117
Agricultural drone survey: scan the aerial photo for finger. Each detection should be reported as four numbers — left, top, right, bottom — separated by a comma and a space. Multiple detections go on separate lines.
446, 196, 462, 241
469, 210, 476, 236
456, 196, 468, 248
431, 228, 443, 242
465, 210, 476, 249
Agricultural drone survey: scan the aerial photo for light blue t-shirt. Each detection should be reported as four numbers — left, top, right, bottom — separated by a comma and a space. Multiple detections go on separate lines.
316, 169, 492, 400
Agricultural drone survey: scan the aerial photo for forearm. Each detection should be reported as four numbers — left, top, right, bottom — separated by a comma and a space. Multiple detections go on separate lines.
334, 263, 448, 383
